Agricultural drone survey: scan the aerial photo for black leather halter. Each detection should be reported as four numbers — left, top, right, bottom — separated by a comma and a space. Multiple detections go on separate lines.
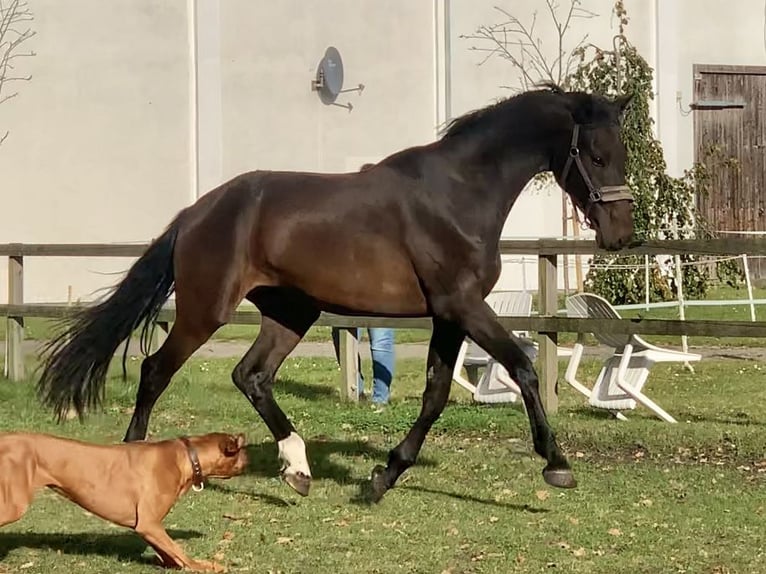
560, 124, 633, 222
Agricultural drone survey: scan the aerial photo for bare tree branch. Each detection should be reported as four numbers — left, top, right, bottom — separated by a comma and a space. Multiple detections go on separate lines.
460, 0, 598, 92
0, 0, 35, 147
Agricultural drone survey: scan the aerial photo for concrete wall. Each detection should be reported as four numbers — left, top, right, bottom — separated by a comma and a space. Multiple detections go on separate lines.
655, 0, 766, 177
0, 0, 192, 303
448, 0, 653, 289
2, 0, 766, 303
218, 0, 435, 182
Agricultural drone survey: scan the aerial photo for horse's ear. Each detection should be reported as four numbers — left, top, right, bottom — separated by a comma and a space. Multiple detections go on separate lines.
614, 93, 633, 122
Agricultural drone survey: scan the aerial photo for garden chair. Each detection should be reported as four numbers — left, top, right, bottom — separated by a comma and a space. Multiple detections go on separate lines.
564, 292, 702, 423
451, 290, 535, 404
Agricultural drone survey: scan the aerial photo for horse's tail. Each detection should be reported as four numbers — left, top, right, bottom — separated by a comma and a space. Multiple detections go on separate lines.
37, 216, 183, 421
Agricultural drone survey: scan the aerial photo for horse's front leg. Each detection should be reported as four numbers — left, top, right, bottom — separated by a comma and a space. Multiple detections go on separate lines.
370, 317, 465, 502
441, 295, 576, 489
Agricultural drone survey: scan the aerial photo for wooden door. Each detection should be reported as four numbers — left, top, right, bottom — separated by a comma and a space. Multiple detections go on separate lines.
694, 65, 766, 276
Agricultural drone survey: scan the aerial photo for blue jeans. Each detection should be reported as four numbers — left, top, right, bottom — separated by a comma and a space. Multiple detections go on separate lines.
332, 327, 395, 404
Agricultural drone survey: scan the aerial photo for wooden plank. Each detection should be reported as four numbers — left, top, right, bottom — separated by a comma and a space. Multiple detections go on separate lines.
537, 254, 558, 413
151, 321, 170, 353
695, 64, 766, 76
5, 256, 25, 381
5, 238, 766, 260
337, 328, 359, 402
0, 244, 149, 257
497, 238, 766, 256
5, 303, 766, 338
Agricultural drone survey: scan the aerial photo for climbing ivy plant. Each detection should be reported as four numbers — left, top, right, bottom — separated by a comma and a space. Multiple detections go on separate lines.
567, 1, 742, 304
464, 0, 742, 303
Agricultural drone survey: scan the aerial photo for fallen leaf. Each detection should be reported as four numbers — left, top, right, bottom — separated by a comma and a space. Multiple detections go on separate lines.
489, 516, 499, 523
536, 490, 550, 501
572, 547, 587, 557
20, 564, 34, 570
575, 451, 585, 458
222, 531, 234, 540
276, 536, 294, 545
608, 528, 622, 536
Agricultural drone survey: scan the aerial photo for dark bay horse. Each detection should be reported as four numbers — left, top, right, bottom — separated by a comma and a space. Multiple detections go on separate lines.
37, 84, 633, 502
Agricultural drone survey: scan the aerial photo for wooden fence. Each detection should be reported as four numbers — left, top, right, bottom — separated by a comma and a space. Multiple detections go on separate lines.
4, 238, 766, 413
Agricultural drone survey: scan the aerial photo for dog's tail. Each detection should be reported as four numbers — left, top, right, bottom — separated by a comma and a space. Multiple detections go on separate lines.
37, 215, 182, 421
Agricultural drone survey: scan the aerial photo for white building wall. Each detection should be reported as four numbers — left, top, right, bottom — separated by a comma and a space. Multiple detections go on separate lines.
2, 0, 766, 302
0, 0, 192, 303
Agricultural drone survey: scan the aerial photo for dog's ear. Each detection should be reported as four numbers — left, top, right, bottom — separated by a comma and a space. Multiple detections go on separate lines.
221, 434, 246, 456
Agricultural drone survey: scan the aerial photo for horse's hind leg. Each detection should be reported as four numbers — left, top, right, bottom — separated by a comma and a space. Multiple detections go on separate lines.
370, 317, 465, 502
124, 316, 221, 442
232, 287, 320, 496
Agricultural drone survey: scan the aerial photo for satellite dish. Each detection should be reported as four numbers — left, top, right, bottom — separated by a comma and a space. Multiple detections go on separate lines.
312, 46, 344, 104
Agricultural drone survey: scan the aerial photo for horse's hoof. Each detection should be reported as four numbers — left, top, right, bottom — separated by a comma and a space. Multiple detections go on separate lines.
370, 465, 389, 503
282, 471, 311, 497
543, 467, 577, 489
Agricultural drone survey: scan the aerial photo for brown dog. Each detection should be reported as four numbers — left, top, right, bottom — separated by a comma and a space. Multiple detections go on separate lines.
0, 431, 248, 572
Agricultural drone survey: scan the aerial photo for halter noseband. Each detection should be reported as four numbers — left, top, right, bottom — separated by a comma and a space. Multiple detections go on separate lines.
560, 124, 633, 223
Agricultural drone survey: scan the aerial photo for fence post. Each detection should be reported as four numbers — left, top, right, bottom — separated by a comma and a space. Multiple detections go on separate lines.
151, 320, 170, 353
338, 328, 359, 402
5, 255, 25, 381
538, 253, 558, 413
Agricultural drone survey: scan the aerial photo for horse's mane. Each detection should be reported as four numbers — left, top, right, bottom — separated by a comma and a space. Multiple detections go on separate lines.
440, 82, 620, 141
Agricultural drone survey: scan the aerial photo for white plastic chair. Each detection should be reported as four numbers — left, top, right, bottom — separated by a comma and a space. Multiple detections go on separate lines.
564, 292, 702, 423
451, 291, 535, 404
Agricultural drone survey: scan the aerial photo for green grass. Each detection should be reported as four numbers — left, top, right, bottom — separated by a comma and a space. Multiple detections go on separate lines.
1, 354, 765, 573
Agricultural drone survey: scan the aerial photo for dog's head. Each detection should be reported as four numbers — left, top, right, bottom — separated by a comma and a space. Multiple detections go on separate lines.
190, 432, 249, 479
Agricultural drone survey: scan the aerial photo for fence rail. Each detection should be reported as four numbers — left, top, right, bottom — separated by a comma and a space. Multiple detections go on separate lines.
4, 238, 766, 412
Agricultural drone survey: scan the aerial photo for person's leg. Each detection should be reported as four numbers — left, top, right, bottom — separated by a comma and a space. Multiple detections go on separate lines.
368, 328, 395, 404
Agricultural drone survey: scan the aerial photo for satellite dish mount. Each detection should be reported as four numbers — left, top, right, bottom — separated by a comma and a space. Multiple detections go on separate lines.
311, 46, 364, 112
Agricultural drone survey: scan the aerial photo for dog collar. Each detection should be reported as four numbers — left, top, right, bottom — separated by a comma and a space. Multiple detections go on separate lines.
180, 437, 205, 492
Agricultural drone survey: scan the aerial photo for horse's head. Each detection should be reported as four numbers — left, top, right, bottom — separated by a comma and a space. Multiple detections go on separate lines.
552, 92, 634, 251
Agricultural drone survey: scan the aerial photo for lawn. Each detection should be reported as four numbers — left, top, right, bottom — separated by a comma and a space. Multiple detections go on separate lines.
1, 353, 765, 573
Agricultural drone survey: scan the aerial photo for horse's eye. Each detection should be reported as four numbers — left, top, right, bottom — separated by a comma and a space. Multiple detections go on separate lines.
592, 155, 605, 167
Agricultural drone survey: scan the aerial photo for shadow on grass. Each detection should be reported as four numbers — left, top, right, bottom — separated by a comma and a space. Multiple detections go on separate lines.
242, 438, 437, 487
205, 483, 296, 508
676, 412, 766, 427
0, 529, 201, 563
566, 406, 766, 427
274, 378, 336, 401
400, 485, 550, 513
565, 407, 627, 421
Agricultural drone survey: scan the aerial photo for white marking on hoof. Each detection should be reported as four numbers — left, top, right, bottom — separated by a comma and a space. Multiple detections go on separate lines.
278, 432, 312, 478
